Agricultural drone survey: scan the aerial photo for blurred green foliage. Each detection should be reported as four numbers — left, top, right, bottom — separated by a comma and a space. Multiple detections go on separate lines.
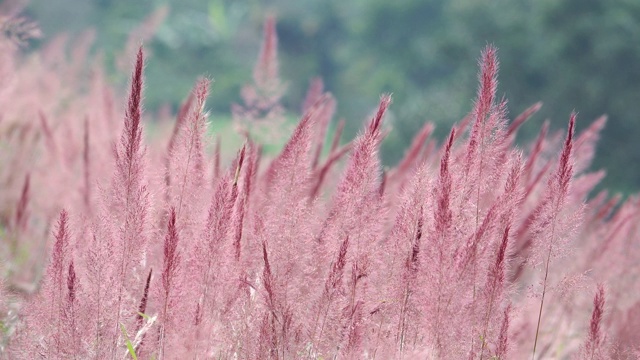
25, 0, 640, 193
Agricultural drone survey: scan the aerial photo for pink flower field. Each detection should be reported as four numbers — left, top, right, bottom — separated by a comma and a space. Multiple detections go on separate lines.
0, 14, 639, 360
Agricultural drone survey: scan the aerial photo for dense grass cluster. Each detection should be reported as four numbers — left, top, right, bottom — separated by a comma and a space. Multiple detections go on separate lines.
1, 15, 639, 359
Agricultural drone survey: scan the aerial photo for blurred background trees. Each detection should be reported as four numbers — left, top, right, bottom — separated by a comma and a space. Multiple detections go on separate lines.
22, 0, 640, 194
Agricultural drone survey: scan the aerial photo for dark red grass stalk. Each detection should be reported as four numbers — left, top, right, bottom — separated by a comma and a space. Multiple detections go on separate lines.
495, 304, 511, 359
233, 144, 246, 189
379, 168, 387, 197
233, 144, 252, 260
67, 261, 76, 307
14, 173, 29, 232
135, 269, 153, 331
368, 95, 391, 134
557, 115, 576, 196
121, 47, 144, 170
435, 128, 455, 237
584, 284, 606, 359
160, 207, 180, 359
66, 261, 78, 358
213, 135, 221, 181
262, 240, 275, 310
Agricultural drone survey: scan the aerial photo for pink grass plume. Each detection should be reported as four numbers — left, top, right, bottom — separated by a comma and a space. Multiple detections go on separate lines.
109, 45, 151, 356
581, 284, 607, 360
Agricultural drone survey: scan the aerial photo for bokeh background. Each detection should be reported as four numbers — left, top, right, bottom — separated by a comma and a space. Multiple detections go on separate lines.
17, 0, 640, 194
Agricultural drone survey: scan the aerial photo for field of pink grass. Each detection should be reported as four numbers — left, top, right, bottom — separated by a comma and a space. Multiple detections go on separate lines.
1, 14, 639, 360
